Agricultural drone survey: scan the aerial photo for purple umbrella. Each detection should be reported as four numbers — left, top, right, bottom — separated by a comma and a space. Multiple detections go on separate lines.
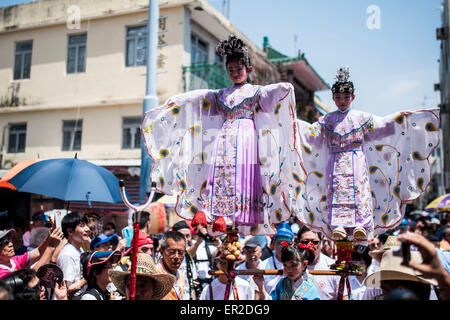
425, 193, 450, 212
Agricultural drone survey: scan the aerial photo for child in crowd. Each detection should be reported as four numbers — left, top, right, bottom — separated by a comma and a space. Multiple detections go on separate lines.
269, 240, 320, 300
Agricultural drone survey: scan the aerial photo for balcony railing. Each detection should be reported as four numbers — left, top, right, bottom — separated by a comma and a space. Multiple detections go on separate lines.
182, 63, 232, 92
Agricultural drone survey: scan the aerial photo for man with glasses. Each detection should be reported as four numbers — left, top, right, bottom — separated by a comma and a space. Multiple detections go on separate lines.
297, 225, 348, 300
172, 220, 200, 300
157, 230, 187, 300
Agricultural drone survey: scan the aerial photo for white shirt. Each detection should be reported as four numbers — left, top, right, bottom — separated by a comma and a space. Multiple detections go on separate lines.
56, 242, 86, 296
236, 259, 272, 293
262, 251, 283, 293
362, 259, 383, 300
236, 259, 267, 280
179, 254, 199, 300
308, 253, 347, 300
199, 276, 255, 300
193, 240, 217, 282
348, 276, 367, 300
366, 259, 380, 277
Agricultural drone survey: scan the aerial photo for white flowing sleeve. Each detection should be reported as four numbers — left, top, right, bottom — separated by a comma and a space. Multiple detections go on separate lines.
237, 82, 304, 236
294, 119, 332, 237
141, 89, 225, 221
364, 108, 440, 235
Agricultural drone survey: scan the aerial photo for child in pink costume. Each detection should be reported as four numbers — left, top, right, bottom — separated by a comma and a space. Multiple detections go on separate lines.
142, 36, 303, 236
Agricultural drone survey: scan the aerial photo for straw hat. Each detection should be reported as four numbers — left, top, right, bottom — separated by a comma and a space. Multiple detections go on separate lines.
110, 253, 175, 300
368, 236, 401, 261
364, 249, 438, 288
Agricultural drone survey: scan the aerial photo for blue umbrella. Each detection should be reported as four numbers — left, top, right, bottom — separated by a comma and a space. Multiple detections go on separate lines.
8, 158, 123, 204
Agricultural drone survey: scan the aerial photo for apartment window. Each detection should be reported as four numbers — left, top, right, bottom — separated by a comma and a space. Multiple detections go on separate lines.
62, 120, 82, 151
8, 123, 26, 153
126, 25, 147, 67
215, 51, 224, 66
122, 117, 141, 149
13, 41, 33, 80
67, 33, 87, 74
191, 35, 208, 64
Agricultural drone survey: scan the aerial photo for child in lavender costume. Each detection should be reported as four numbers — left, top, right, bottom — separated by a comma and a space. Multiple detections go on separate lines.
295, 67, 440, 241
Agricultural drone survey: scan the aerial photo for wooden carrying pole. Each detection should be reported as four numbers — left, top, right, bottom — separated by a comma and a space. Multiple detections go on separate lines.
208, 269, 362, 276
208, 269, 283, 276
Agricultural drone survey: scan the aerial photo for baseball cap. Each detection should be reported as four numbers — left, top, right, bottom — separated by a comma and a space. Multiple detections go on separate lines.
244, 237, 261, 248
0, 229, 16, 241
124, 231, 154, 255
90, 233, 120, 250
400, 218, 414, 226
273, 222, 294, 241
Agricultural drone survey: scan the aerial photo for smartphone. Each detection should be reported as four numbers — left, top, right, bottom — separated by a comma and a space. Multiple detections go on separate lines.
54, 211, 62, 229
401, 240, 411, 264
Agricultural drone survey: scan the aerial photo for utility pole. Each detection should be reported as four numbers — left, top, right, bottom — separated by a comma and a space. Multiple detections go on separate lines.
222, 0, 230, 19
139, 0, 159, 204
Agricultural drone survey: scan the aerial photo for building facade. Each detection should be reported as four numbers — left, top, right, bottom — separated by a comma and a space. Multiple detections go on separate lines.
0, 0, 328, 221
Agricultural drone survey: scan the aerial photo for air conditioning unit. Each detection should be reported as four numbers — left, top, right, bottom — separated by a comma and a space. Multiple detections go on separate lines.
437, 27, 448, 40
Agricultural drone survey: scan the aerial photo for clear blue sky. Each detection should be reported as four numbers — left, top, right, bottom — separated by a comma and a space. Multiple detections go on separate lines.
208, 0, 443, 116
1, 0, 443, 116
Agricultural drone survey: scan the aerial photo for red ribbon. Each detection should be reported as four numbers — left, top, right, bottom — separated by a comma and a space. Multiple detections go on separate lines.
281, 241, 314, 256
227, 270, 238, 281
298, 242, 315, 255
280, 240, 291, 247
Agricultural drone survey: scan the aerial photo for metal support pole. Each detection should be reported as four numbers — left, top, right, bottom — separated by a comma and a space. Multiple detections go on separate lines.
140, 0, 160, 204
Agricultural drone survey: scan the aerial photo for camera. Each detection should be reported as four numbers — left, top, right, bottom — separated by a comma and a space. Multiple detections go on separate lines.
37, 264, 64, 289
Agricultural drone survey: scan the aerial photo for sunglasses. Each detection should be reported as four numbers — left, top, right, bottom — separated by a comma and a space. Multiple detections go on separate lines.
87, 250, 122, 276
299, 240, 320, 245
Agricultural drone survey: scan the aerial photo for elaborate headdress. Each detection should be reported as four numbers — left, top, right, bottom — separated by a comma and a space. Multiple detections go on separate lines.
216, 35, 250, 67
331, 66, 354, 94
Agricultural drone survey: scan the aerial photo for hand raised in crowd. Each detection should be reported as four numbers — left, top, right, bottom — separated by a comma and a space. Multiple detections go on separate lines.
397, 232, 446, 278
252, 274, 267, 300
197, 225, 208, 239
47, 227, 64, 248
54, 280, 68, 300
109, 290, 123, 300
116, 238, 128, 252
398, 232, 450, 300
252, 274, 265, 291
